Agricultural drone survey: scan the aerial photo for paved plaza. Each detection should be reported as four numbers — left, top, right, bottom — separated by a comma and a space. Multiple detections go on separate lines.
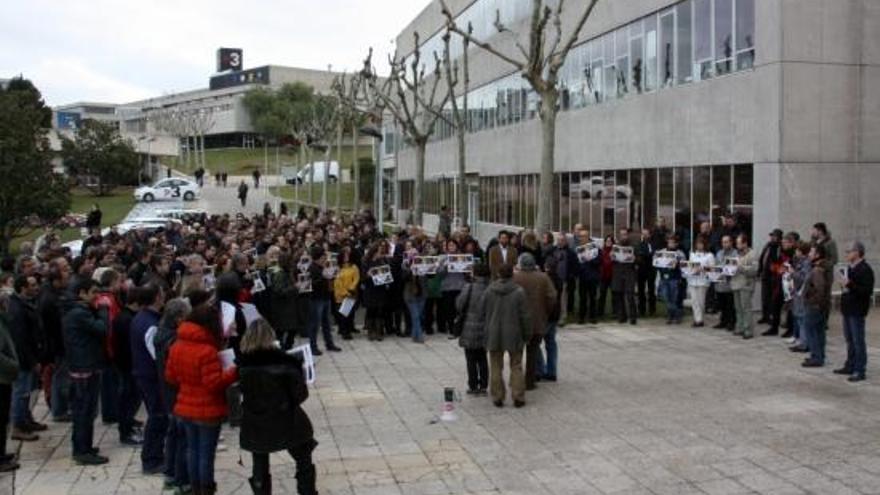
5, 176, 878, 495
3, 313, 880, 495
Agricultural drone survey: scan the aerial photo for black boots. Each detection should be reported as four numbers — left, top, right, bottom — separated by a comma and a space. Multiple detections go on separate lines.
296, 464, 318, 495
249, 475, 272, 495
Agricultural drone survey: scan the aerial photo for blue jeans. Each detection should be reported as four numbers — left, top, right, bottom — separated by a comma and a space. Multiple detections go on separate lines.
165, 416, 189, 487
307, 298, 335, 350
69, 371, 101, 456
536, 322, 558, 378
843, 315, 867, 375
136, 375, 169, 470
11, 369, 35, 426
183, 421, 221, 487
804, 308, 827, 364
100, 365, 119, 423
407, 298, 425, 341
659, 278, 682, 321
794, 315, 807, 347
51, 360, 71, 419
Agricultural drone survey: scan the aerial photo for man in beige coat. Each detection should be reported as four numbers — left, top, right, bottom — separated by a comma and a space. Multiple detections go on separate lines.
513, 253, 557, 390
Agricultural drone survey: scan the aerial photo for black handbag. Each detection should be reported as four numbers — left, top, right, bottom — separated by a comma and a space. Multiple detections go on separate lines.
453, 283, 474, 337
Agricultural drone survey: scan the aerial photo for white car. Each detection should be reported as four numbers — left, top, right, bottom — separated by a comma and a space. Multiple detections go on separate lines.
101, 218, 184, 236
151, 208, 207, 220
135, 178, 200, 203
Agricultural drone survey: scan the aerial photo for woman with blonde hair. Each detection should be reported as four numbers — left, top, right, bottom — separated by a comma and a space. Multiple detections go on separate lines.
238, 319, 317, 494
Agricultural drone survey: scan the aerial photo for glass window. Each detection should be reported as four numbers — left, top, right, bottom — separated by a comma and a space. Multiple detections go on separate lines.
660, 11, 675, 87
733, 164, 753, 238
645, 15, 658, 92
630, 21, 644, 94
675, 167, 692, 250
602, 171, 615, 238
604, 34, 617, 101
715, 0, 734, 75
560, 173, 571, 231
590, 172, 603, 238
735, 0, 755, 69
616, 170, 629, 232
677, 0, 694, 85
659, 168, 674, 232
630, 169, 643, 231
569, 172, 582, 228
694, 0, 713, 81
693, 166, 711, 240
644, 168, 657, 232
525, 174, 536, 228
616, 28, 630, 98
711, 165, 731, 225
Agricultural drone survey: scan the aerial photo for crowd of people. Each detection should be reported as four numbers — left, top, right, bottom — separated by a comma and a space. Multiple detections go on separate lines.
0, 200, 874, 494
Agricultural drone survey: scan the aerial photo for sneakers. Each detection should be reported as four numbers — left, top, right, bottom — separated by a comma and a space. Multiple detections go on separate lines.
0, 460, 19, 472
513, 400, 525, 408
11, 427, 39, 441
326, 345, 342, 352
74, 453, 109, 466
143, 464, 164, 475
120, 435, 143, 446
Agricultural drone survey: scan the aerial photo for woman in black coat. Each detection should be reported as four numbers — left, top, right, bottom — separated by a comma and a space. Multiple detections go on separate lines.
239, 320, 316, 495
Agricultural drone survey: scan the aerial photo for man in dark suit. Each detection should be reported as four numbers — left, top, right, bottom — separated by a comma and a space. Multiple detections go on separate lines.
837, 241, 875, 382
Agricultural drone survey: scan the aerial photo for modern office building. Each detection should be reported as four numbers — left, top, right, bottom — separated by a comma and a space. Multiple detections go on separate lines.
388, 0, 880, 250
51, 50, 348, 160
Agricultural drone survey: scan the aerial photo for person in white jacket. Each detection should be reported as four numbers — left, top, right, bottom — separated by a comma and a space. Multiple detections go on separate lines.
687, 235, 715, 327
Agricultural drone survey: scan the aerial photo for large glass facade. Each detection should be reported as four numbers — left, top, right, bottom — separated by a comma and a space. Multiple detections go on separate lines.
423, 0, 756, 143
467, 165, 753, 245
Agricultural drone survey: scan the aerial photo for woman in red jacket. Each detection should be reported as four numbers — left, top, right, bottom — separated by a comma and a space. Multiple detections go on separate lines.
597, 235, 616, 319
165, 305, 238, 495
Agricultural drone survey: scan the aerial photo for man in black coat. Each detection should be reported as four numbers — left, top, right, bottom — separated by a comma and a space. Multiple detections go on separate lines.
758, 229, 783, 334
38, 267, 71, 421
7, 275, 47, 440
837, 241, 875, 382
635, 228, 656, 317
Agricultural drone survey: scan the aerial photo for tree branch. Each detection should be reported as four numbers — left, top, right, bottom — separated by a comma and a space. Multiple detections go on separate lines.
439, 0, 525, 71
550, 0, 600, 73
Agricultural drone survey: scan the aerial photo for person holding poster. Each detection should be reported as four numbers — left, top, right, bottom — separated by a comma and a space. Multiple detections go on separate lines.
656, 235, 686, 325
686, 236, 715, 328
332, 248, 359, 341
305, 246, 341, 356
611, 229, 638, 325
837, 241, 875, 382
730, 234, 759, 339
238, 320, 318, 495
713, 235, 739, 331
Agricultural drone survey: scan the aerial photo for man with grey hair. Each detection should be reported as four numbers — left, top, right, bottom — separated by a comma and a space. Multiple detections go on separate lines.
837, 241, 874, 382
513, 253, 557, 391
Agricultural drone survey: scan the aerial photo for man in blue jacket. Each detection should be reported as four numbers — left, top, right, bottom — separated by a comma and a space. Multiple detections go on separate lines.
836, 241, 875, 382
63, 278, 109, 465
130, 284, 167, 474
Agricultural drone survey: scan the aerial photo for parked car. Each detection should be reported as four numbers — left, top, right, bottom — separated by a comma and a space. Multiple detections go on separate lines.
151, 208, 207, 221
286, 161, 339, 185
134, 178, 200, 202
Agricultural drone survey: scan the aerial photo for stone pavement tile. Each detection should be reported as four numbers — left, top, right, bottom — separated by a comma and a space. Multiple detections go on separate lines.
812, 460, 880, 494
695, 478, 753, 495
733, 471, 798, 493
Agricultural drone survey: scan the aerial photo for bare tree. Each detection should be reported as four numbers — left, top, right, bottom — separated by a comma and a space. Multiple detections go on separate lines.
189, 106, 215, 172
332, 73, 363, 212
364, 34, 452, 226
305, 94, 338, 212
441, 0, 600, 233
441, 27, 471, 228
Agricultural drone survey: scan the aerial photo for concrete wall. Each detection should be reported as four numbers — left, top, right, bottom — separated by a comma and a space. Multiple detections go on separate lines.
392, 0, 880, 251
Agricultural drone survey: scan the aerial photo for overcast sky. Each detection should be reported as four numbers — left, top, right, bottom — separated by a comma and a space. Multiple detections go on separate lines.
1, 0, 431, 106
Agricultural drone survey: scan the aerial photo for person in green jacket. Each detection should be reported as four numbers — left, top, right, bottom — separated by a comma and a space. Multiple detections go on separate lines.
0, 293, 21, 472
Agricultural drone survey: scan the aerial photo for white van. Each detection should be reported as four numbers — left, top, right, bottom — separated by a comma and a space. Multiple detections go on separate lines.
287, 161, 340, 185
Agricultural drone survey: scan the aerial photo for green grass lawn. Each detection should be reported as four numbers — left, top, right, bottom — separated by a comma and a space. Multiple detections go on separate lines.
270, 183, 361, 210
10, 188, 135, 254
167, 145, 373, 177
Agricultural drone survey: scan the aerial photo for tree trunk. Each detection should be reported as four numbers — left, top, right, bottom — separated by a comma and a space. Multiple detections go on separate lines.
274, 144, 280, 211
263, 138, 269, 190
413, 140, 427, 227
296, 144, 305, 204
335, 122, 343, 212
352, 122, 359, 211
456, 125, 467, 229
321, 146, 330, 212
307, 147, 314, 205
535, 91, 559, 234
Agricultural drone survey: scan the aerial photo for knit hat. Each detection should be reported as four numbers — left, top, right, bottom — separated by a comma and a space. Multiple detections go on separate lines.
518, 252, 536, 271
